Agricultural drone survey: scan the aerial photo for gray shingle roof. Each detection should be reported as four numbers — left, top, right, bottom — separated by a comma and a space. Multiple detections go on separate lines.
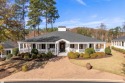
1, 41, 17, 49
112, 36, 125, 41
23, 31, 104, 42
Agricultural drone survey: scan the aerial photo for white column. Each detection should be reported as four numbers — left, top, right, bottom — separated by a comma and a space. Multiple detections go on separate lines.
94, 44, 96, 50
46, 43, 48, 53
18, 43, 21, 51
23, 43, 24, 52
57, 43, 59, 54
87, 43, 89, 48
55, 44, 56, 55
104, 43, 106, 51
36, 44, 38, 49
78, 44, 79, 52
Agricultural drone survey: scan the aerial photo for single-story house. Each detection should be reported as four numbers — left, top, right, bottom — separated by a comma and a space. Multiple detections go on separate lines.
0, 41, 17, 58
111, 36, 125, 49
18, 26, 106, 56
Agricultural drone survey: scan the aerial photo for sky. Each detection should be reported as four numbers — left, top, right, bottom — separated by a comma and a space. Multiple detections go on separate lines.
50, 0, 125, 29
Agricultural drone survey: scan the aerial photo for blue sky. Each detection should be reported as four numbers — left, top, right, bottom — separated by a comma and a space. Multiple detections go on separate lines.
50, 0, 125, 29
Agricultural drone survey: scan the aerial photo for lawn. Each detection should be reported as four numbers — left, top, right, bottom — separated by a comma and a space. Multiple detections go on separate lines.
70, 50, 125, 76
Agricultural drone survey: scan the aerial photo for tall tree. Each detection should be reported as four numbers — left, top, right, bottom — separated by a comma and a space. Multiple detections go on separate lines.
14, 0, 29, 39
27, 0, 43, 37
42, 0, 59, 31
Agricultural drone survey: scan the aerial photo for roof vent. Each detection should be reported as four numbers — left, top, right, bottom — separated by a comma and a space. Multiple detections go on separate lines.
58, 26, 66, 31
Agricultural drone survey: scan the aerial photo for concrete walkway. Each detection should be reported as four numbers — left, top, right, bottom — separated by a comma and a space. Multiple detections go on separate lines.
1, 57, 125, 81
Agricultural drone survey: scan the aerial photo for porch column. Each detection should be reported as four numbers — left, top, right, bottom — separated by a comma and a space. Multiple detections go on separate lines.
36, 44, 38, 49
94, 44, 96, 51
104, 43, 106, 51
87, 43, 89, 48
23, 43, 24, 52
57, 43, 59, 55
55, 44, 56, 55
78, 44, 79, 52
46, 43, 48, 53
18, 43, 21, 51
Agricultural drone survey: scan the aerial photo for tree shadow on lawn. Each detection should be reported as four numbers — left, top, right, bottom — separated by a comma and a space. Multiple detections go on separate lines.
0, 56, 63, 79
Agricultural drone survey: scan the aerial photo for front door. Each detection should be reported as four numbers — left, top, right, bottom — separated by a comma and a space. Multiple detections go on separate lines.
59, 41, 65, 52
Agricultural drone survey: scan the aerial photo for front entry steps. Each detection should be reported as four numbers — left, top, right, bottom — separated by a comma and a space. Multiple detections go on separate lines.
58, 52, 67, 56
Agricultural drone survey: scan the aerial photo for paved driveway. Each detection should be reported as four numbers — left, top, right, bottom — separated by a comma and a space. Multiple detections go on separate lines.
1, 57, 125, 81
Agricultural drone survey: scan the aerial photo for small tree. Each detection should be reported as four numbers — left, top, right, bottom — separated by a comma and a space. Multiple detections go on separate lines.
85, 48, 95, 55
105, 46, 111, 55
12, 48, 19, 56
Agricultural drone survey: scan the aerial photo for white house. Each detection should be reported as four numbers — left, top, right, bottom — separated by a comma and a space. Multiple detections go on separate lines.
18, 26, 106, 56
111, 36, 125, 49
0, 41, 17, 58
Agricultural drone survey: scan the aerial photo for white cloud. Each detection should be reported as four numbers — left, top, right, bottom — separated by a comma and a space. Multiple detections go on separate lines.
76, 0, 86, 6
91, 14, 98, 18
54, 17, 125, 28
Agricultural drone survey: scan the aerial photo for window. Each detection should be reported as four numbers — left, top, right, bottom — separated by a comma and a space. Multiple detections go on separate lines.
122, 41, 124, 46
50, 44, 55, 48
39, 44, 46, 49
79, 44, 83, 49
20, 44, 23, 48
70, 44, 74, 48
6, 50, 11, 55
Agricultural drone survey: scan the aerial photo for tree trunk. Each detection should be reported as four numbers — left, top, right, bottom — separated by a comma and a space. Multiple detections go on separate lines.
51, 21, 53, 31
45, 12, 48, 32
38, 24, 40, 36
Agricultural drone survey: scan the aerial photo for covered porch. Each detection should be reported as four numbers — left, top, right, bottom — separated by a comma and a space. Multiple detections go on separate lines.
18, 40, 106, 56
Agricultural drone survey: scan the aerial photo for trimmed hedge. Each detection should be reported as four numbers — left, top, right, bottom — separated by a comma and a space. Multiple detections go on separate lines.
112, 46, 125, 54
68, 52, 79, 59
85, 48, 95, 55
83, 54, 90, 59
105, 46, 111, 55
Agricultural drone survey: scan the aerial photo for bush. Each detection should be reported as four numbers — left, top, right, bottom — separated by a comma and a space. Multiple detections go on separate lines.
83, 54, 90, 59
6, 54, 13, 59
31, 48, 38, 55
37, 54, 42, 58
90, 53, 98, 58
105, 46, 111, 55
112, 46, 125, 54
96, 52, 105, 58
46, 51, 53, 58
12, 48, 19, 56
68, 52, 78, 59
85, 48, 95, 55
74, 52, 80, 58
24, 55, 30, 60
22, 65, 28, 72
31, 53, 37, 59
79, 53, 84, 58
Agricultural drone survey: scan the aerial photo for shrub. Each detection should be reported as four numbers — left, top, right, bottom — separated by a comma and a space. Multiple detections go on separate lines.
22, 65, 28, 72
46, 51, 53, 58
83, 54, 90, 59
112, 46, 125, 54
105, 46, 111, 55
96, 52, 105, 58
68, 52, 78, 59
85, 48, 95, 55
90, 53, 98, 58
79, 53, 84, 58
31, 53, 37, 59
31, 48, 38, 55
24, 55, 30, 60
12, 48, 19, 56
6, 54, 13, 59
41, 53, 48, 60
74, 52, 80, 58
37, 54, 42, 58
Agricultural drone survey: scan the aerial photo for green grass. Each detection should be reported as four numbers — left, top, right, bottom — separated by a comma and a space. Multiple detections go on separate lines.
70, 50, 125, 76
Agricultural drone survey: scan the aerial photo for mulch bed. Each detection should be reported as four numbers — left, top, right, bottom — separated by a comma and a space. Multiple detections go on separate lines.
0, 69, 12, 79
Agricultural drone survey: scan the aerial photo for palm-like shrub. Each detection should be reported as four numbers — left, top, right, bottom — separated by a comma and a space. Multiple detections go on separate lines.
105, 46, 111, 55
12, 48, 19, 56
85, 48, 95, 55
